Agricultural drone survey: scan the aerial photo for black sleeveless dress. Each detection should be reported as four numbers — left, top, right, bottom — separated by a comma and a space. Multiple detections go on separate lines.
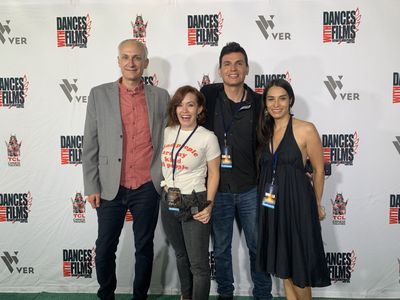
256, 117, 331, 288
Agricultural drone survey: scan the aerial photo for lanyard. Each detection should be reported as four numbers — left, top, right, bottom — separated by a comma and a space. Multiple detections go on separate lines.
270, 139, 279, 184
219, 89, 247, 146
170, 125, 198, 182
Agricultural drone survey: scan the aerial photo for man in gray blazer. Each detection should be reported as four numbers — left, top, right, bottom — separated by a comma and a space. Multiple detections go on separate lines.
82, 39, 170, 300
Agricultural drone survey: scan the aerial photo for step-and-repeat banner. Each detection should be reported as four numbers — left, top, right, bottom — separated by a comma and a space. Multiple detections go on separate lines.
1, 0, 399, 298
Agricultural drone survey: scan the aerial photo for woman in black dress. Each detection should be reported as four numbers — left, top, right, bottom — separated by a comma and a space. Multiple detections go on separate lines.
256, 79, 331, 299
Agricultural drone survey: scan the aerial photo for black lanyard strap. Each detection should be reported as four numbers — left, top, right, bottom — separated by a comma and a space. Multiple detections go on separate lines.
270, 139, 279, 184
170, 125, 198, 182
219, 89, 247, 144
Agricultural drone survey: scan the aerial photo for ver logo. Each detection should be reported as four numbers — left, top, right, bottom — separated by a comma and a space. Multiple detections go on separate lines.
1, 251, 19, 273
59, 79, 87, 103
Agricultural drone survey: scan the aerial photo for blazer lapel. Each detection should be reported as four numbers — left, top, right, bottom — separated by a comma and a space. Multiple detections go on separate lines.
144, 85, 155, 137
107, 81, 122, 128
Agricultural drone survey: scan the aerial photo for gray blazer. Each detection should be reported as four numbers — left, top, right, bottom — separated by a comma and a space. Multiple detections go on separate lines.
82, 81, 170, 200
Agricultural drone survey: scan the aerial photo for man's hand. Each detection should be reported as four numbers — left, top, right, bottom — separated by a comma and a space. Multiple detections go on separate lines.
87, 193, 101, 209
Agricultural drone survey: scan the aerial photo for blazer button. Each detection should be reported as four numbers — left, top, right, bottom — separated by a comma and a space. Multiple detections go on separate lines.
120, 134, 123, 138
118, 158, 121, 162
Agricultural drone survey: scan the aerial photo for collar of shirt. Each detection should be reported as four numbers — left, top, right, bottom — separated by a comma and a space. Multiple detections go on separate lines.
118, 78, 145, 96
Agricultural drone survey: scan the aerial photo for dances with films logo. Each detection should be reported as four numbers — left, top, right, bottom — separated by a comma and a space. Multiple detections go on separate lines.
60, 135, 83, 165
255, 15, 291, 41
56, 15, 92, 48
63, 248, 94, 278
326, 251, 357, 283
389, 194, 400, 224
254, 72, 291, 94
324, 75, 359, 101
322, 132, 359, 166
142, 74, 159, 86
187, 12, 223, 47
5, 134, 22, 166
0, 76, 29, 108
393, 72, 400, 104
331, 193, 348, 225
0, 20, 27, 45
131, 15, 148, 43
59, 79, 87, 103
1, 251, 34, 274
0, 192, 32, 223
71, 192, 86, 223
323, 9, 361, 44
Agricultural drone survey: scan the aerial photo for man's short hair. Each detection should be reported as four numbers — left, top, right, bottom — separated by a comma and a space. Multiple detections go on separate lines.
219, 42, 248, 67
118, 39, 148, 60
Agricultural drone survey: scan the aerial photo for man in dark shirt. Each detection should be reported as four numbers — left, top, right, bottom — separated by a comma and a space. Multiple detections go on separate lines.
201, 42, 272, 300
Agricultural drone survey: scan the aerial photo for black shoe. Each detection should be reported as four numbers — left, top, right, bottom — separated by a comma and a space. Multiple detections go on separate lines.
217, 296, 233, 300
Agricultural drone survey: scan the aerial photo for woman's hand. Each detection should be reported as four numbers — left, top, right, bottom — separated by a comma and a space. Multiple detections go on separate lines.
193, 204, 213, 224
318, 205, 326, 221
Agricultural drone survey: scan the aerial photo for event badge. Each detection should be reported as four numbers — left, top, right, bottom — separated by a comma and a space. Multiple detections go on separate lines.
167, 187, 182, 212
221, 145, 232, 169
262, 183, 278, 209
262, 152, 278, 209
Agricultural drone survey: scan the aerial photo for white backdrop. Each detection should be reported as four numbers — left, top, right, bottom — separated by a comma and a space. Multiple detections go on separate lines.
0, 0, 399, 298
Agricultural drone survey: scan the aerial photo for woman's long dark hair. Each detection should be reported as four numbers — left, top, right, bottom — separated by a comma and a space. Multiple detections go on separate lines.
256, 79, 295, 166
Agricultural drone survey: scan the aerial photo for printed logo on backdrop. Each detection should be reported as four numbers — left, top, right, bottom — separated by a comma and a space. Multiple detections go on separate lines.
209, 250, 216, 280
389, 194, 400, 224
324, 76, 359, 101
323, 9, 361, 44
254, 72, 292, 94
255, 15, 291, 41
198, 74, 213, 89
326, 250, 357, 283
0, 76, 29, 108
187, 12, 223, 47
331, 193, 348, 225
0, 192, 32, 223
61, 135, 83, 165
0, 20, 27, 45
71, 192, 86, 223
1, 251, 34, 274
5, 134, 21, 166
63, 248, 94, 278
393, 72, 400, 104
397, 258, 400, 283
125, 211, 133, 222
398, 258, 400, 284
56, 14, 92, 48
59, 79, 87, 103
142, 74, 158, 86
393, 136, 400, 155
131, 15, 148, 43
322, 132, 359, 166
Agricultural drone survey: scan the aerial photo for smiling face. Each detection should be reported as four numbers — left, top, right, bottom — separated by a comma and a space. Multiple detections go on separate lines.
117, 40, 149, 87
218, 52, 249, 88
265, 85, 291, 120
176, 92, 203, 130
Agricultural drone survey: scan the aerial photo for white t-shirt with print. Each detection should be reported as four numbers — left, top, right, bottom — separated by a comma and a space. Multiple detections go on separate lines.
161, 125, 220, 194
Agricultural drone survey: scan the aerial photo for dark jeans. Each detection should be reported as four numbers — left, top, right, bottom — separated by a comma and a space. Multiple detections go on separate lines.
212, 187, 272, 299
95, 182, 159, 300
161, 191, 211, 300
